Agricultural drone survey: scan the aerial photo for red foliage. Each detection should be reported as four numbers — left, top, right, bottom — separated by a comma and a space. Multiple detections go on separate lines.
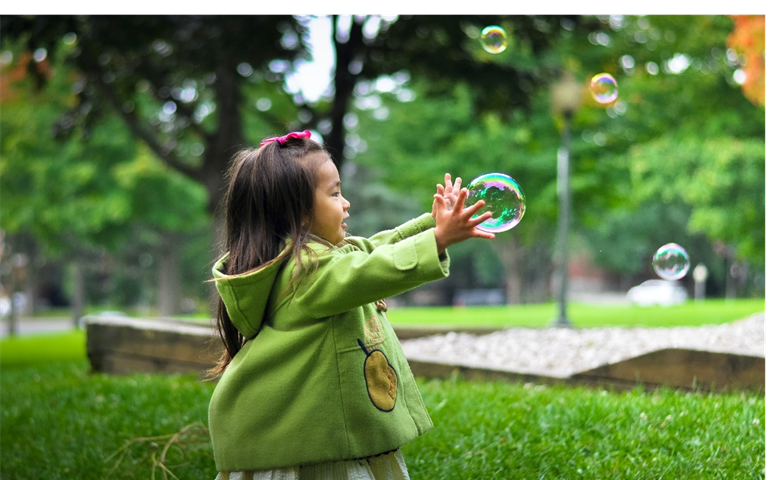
727, 15, 765, 107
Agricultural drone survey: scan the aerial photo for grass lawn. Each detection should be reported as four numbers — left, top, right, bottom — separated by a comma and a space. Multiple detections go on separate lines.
173, 298, 765, 330
0, 361, 764, 479
1, 299, 766, 477
0, 329, 86, 368
386, 298, 765, 329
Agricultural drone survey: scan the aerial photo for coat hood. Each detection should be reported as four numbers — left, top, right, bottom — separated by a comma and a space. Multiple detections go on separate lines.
212, 252, 286, 339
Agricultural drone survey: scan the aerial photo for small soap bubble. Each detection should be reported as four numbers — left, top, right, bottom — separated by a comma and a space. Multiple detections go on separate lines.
590, 73, 619, 104
480, 26, 508, 54
652, 243, 690, 280
465, 173, 526, 233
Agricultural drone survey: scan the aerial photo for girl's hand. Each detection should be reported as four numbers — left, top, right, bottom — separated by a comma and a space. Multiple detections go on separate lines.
433, 187, 495, 254
431, 173, 462, 221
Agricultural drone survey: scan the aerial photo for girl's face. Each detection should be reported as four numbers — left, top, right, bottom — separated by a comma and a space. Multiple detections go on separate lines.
310, 156, 350, 245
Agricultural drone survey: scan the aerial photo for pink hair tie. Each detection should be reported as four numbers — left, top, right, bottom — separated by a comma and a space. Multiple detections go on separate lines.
260, 130, 312, 147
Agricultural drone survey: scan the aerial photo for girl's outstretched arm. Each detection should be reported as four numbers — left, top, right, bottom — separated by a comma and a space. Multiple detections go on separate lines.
433, 187, 495, 254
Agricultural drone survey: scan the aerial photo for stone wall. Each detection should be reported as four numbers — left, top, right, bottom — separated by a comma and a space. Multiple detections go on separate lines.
83, 315, 764, 393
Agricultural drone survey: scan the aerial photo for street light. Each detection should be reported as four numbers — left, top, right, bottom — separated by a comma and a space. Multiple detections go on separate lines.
549, 70, 582, 328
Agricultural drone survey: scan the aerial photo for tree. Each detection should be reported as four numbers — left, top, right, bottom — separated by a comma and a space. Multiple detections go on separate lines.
1, 15, 305, 218
568, 15, 765, 297
346, 15, 765, 301
1, 44, 208, 319
2, 15, 310, 315
2, 15, 603, 306
2, 14, 764, 312
727, 15, 765, 107
1, 15, 598, 212
628, 137, 765, 265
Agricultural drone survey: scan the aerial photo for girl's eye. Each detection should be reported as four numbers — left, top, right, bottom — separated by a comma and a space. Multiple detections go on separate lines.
332, 191, 341, 197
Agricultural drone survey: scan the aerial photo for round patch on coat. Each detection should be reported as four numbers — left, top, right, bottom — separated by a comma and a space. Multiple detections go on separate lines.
358, 339, 398, 412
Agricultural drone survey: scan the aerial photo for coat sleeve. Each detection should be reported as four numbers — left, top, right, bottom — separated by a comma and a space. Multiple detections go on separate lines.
342, 213, 437, 253
292, 228, 449, 318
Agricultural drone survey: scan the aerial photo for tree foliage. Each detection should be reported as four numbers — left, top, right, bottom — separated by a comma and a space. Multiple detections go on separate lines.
629, 136, 764, 264
347, 14, 765, 297
1, 43, 208, 255
0, 15, 592, 213
0, 14, 765, 309
726, 15, 765, 107
1, 15, 305, 215
555, 15, 764, 270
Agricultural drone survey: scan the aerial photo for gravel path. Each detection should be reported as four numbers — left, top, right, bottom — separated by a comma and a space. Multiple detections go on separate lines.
399, 312, 765, 378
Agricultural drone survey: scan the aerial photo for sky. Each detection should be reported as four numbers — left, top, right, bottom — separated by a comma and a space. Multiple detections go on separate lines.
286, 16, 335, 102
285, 15, 401, 103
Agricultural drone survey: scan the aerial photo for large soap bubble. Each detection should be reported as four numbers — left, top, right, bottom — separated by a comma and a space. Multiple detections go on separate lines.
464, 173, 526, 233
652, 243, 690, 280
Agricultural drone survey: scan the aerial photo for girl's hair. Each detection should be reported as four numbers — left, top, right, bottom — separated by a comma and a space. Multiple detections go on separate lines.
206, 135, 330, 380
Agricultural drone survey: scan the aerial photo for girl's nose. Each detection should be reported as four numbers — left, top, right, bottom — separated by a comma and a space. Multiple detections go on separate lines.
343, 198, 350, 210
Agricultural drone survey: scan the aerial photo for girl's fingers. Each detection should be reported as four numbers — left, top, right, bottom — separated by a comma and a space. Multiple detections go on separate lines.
453, 187, 468, 211
463, 199, 487, 216
444, 173, 453, 191
468, 211, 494, 227
437, 184, 444, 196
472, 229, 496, 240
454, 177, 462, 191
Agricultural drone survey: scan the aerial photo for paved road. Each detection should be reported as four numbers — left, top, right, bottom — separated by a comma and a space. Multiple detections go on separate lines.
0, 317, 76, 338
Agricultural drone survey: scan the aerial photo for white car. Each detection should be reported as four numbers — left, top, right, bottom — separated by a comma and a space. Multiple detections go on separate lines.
627, 279, 688, 307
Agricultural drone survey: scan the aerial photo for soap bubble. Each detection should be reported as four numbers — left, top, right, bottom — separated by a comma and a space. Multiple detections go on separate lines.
652, 243, 690, 280
480, 26, 508, 54
465, 173, 526, 233
590, 73, 619, 104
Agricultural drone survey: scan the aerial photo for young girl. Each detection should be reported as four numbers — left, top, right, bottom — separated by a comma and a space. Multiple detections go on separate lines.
208, 130, 494, 479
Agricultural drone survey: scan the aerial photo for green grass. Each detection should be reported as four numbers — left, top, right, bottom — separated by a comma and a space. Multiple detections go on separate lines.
37, 298, 764, 329
0, 362, 764, 479
0, 329, 86, 368
0, 300, 766, 478
0, 361, 214, 480
406, 375, 765, 479
386, 298, 765, 329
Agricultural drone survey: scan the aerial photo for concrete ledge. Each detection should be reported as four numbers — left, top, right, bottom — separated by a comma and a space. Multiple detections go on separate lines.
84, 315, 220, 379
83, 316, 764, 393
407, 359, 570, 385
572, 348, 765, 393
406, 347, 764, 394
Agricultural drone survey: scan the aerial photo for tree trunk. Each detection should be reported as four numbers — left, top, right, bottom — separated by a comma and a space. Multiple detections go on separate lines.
71, 261, 85, 327
7, 265, 21, 336
326, 15, 365, 170
157, 231, 181, 317
23, 270, 36, 316
201, 57, 246, 261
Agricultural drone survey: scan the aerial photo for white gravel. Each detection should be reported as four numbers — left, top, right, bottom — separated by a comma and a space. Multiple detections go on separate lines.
399, 312, 765, 378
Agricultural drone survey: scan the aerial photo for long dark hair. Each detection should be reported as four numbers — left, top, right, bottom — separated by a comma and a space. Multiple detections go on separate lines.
206, 135, 330, 379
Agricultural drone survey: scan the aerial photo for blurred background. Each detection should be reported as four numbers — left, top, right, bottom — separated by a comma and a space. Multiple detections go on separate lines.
0, 14, 766, 327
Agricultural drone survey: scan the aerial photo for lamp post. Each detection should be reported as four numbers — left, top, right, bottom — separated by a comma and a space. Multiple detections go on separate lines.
550, 70, 581, 328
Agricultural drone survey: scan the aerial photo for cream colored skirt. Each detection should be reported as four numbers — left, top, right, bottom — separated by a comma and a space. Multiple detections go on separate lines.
216, 450, 410, 480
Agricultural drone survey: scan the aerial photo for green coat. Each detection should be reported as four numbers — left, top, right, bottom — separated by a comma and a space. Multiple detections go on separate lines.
209, 213, 450, 471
